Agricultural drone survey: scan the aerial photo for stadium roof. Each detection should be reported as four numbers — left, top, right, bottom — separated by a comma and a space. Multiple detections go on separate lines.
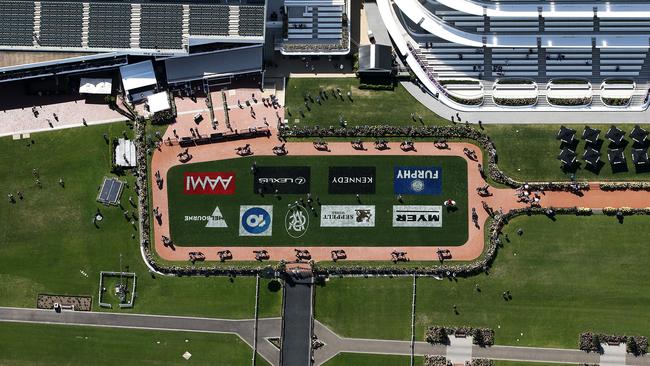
164, 45, 263, 84
120, 61, 156, 92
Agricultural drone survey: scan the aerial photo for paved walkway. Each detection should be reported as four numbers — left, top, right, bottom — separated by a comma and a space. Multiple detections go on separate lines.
3, 306, 650, 366
280, 277, 314, 366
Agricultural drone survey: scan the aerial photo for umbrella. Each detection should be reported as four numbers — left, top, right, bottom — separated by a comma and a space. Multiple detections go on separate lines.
631, 148, 649, 165
558, 148, 577, 165
583, 148, 601, 166
556, 125, 576, 143
630, 125, 648, 144
581, 126, 601, 144
605, 125, 625, 145
607, 148, 626, 165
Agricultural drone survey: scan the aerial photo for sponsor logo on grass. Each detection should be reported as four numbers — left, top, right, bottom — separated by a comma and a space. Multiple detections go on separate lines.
392, 205, 442, 227
253, 166, 310, 194
320, 205, 375, 227
239, 205, 273, 236
328, 167, 376, 194
184, 206, 228, 228
285, 203, 310, 238
184, 172, 235, 195
393, 167, 441, 195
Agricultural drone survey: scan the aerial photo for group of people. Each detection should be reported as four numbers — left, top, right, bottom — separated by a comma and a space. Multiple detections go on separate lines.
400, 140, 415, 151
515, 183, 543, 207
235, 144, 252, 156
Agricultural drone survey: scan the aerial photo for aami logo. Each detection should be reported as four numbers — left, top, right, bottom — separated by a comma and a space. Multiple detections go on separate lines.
184, 172, 236, 195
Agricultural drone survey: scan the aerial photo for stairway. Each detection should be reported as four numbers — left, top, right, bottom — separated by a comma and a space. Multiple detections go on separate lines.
228, 6, 239, 36
130, 4, 141, 49
33, 1, 41, 46
81, 2, 90, 48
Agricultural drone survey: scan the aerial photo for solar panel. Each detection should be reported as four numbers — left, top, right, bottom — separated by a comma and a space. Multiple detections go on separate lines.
97, 177, 124, 205
107, 179, 123, 204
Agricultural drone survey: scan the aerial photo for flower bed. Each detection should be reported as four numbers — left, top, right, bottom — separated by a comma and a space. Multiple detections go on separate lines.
425, 326, 494, 347
580, 332, 648, 355
493, 97, 537, 107
602, 97, 630, 107
425, 355, 449, 366
547, 97, 592, 106
600, 182, 650, 191
448, 94, 483, 106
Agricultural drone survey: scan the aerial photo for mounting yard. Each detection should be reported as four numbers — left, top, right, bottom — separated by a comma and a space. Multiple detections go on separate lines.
166, 155, 468, 247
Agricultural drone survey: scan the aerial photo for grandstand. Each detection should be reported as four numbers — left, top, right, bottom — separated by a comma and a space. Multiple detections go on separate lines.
280, 0, 350, 55
381, 0, 650, 109
0, 0, 266, 55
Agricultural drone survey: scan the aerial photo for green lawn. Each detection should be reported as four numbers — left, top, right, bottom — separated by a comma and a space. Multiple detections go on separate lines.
323, 353, 423, 366
316, 277, 412, 340
317, 215, 650, 348
495, 362, 575, 366
0, 321, 267, 366
479, 123, 650, 182
167, 155, 467, 247
284, 78, 448, 127
0, 123, 281, 318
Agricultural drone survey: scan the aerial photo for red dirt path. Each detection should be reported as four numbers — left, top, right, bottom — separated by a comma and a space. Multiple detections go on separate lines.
150, 137, 650, 263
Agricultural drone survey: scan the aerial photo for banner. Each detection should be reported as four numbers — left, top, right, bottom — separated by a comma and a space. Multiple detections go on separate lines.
392, 205, 442, 227
253, 166, 310, 194
393, 167, 441, 195
320, 205, 375, 227
184, 206, 228, 228
184, 172, 235, 195
328, 167, 376, 194
239, 205, 273, 236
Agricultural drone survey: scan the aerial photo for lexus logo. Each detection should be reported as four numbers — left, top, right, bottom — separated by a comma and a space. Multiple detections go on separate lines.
258, 177, 306, 184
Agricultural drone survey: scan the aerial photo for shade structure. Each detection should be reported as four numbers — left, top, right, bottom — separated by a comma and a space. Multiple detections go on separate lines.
608, 148, 626, 165
556, 125, 576, 143
631, 148, 649, 165
557, 148, 577, 165
605, 125, 625, 145
582, 126, 601, 144
583, 148, 601, 166
630, 125, 648, 143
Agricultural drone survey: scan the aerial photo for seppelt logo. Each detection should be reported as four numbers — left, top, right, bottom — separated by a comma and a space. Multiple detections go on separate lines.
183, 172, 236, 195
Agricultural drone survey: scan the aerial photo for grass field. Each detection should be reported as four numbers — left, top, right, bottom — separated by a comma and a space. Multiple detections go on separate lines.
317, 214, 650, 347
284, 78, 448, 126
0, 322, 268, 366
0, 123, 281, 317
323, 353, 423, 366
484, 123, 650, 182
167, 155, 468, 247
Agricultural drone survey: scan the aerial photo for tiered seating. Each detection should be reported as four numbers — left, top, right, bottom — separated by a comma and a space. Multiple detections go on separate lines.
88, 3, 131, 48
489, 18, 539, 32
39, 1, 83, 47
317, 6, 342, 40
189, 5, 229, 36
0, 1, 34, 46
599, 48, 646, 77
418, 41, 485, 78
238, 5, 264, 37
545, 19, 593, 32
492, 48, 539, 77
140, 4, 183, 49
600, 19, 650, 32
545, 48, 592, 77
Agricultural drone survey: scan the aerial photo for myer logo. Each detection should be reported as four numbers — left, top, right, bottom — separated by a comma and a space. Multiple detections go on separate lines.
258, 177, 306, 184
396, 169, 438, 179
185, 206, 228, 228
396, 213, 439, 222
184, 172, 235, 195
331, 176, 373, 184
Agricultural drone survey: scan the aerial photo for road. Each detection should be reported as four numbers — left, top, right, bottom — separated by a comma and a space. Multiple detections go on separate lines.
2, 306, 650, 366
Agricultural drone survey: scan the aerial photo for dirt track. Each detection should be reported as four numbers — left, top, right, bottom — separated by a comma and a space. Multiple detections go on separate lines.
150, 135, 650, 263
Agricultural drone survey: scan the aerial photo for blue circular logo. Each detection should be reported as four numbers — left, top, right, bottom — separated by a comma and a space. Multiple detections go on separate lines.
242, 207, 271, 234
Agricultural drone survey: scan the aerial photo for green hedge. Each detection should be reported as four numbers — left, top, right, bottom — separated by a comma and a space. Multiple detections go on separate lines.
358, 83, 395, 91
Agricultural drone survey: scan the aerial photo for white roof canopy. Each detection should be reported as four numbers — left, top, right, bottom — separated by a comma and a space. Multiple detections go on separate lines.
79, 78, 112, 95
147, 92, 171, 113
120, 61, 157, 92
115, 138, 136, 167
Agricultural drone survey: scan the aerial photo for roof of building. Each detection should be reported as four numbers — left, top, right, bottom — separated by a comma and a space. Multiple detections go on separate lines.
358, 44, 393, 73
165, 45, 263, 84
120, 61, 156, 92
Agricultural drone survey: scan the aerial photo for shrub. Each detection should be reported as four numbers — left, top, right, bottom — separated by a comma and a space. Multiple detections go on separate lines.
493, 97, 537, 106
602, 97, 630, 106
547, 97, 591, 106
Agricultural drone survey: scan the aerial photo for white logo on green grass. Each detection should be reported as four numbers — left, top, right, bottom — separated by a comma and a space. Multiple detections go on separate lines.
285, 203, 309, 238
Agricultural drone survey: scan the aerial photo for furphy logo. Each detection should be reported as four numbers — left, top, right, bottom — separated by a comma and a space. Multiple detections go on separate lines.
393, 167, 441, 195
254, 166, 310, 194
392, 205, 442, 227
184, 172, 235, 195
239, 205, 273, 236
328, 167, 376, 194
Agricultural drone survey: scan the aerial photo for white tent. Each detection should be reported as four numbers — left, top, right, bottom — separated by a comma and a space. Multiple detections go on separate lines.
147, 92, 171, 113
115, 138, 136, 167
79, 78, 112, 95
120, 61, 157, 102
